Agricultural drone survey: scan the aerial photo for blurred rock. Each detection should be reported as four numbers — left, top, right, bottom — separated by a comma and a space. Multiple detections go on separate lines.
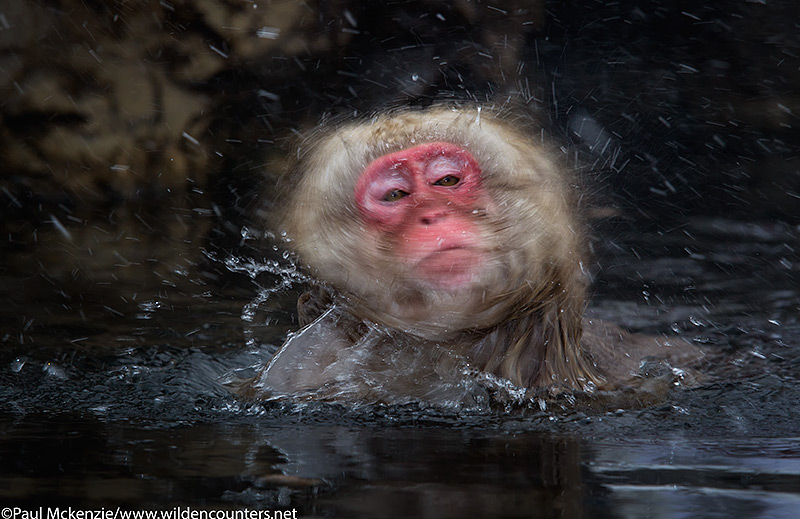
0, 0, 352, 204
0, 0, 541, 207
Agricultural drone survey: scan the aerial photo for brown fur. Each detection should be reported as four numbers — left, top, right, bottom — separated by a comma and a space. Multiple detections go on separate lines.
256, 105, 604, 395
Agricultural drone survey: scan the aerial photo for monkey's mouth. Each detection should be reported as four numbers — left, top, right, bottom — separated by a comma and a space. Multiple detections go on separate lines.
414, 246, 483, 290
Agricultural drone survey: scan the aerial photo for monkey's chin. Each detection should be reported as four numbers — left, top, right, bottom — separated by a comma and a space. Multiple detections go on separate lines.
412, 247, 484, 292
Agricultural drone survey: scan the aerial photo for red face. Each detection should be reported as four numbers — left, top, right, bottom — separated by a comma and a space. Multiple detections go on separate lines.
354, 142, 491, 291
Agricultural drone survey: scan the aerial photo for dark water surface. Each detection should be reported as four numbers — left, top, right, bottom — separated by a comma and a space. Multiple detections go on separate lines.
2, 216, 800, 517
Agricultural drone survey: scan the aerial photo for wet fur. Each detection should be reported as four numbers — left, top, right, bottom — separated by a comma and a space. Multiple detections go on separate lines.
269, 106, 602, 391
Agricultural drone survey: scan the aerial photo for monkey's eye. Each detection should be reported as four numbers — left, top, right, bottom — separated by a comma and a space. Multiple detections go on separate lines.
433, 175, 460, 187
382, 189, 409, 202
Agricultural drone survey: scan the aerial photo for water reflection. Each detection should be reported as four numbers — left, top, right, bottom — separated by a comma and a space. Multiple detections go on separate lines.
1, 200, 799, 516
0, 415, 588, 515
2, 415, 799, 518
589, 437, 800, 519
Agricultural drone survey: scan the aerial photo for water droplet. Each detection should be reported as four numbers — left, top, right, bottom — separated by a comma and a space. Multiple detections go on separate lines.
10, 357, 26, 373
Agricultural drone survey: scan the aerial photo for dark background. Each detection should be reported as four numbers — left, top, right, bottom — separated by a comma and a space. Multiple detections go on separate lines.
2, 0, 798, 231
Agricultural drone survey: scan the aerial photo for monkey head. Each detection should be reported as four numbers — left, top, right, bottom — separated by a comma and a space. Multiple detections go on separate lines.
278, 107, 588, 342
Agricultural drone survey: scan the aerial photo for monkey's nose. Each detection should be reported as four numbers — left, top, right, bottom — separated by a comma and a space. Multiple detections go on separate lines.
419, 210, 447, 226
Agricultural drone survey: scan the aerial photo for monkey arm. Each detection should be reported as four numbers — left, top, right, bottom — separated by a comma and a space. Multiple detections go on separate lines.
296, 285, 335, 327
249, 307, 354, 397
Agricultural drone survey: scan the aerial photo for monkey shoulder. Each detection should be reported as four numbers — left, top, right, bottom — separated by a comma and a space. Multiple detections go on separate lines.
581, 319, 706, 387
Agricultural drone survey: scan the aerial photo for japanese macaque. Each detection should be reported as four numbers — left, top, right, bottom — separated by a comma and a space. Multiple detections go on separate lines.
245, 106, 700, 405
